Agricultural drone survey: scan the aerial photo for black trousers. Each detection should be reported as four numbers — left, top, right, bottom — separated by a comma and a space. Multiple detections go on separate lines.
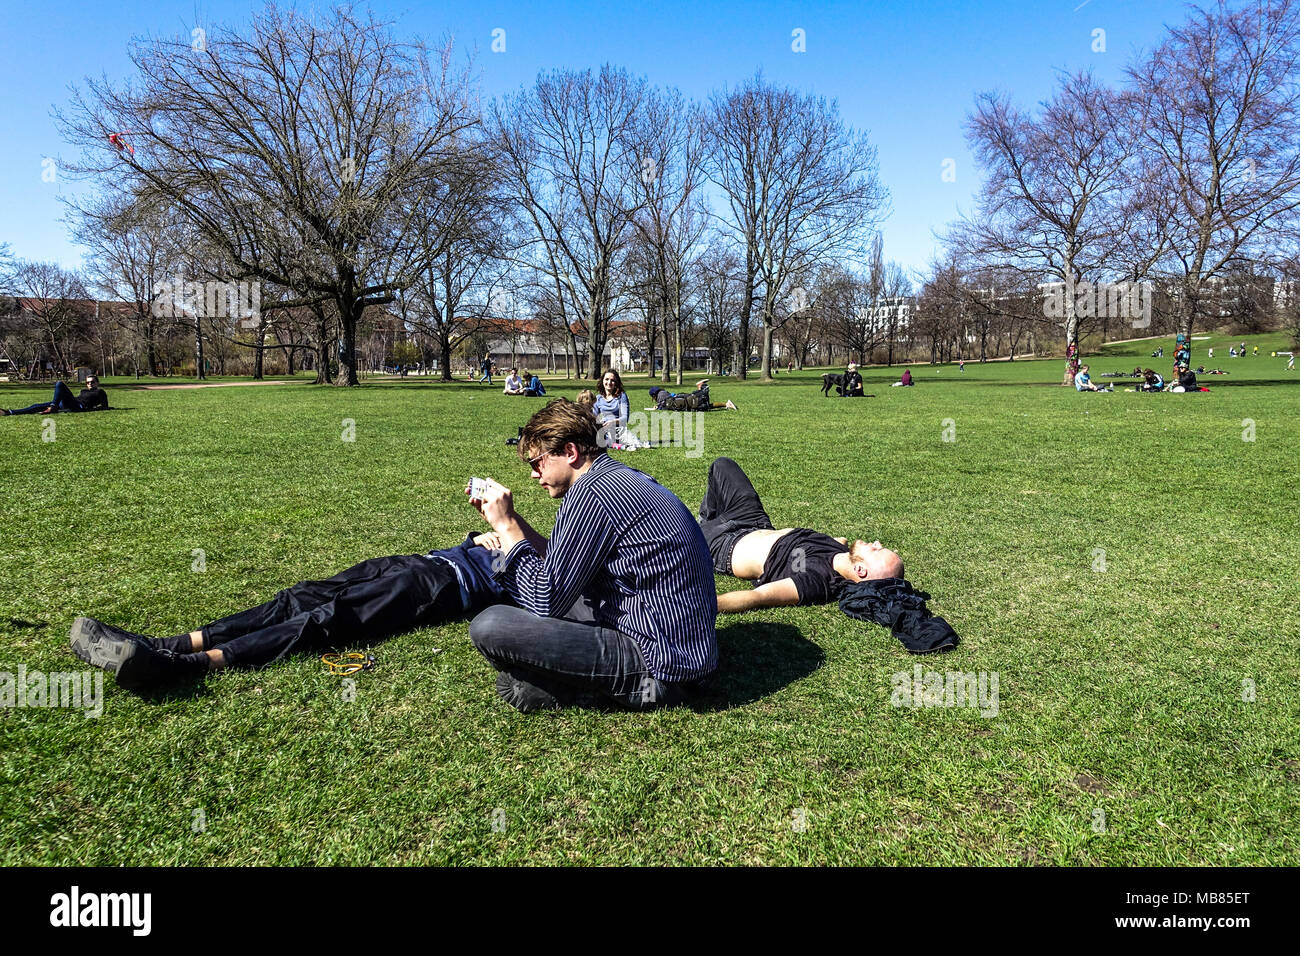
697, 457, 774, 574
201, 555, 465, 668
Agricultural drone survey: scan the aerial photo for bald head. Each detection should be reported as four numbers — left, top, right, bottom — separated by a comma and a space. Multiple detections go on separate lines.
847, 540, 904, 581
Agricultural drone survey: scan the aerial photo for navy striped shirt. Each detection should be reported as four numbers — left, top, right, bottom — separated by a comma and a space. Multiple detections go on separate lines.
494, 454, 718, 682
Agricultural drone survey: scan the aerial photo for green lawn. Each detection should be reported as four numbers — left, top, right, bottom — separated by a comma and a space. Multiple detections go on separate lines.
1, 334, 1297, 865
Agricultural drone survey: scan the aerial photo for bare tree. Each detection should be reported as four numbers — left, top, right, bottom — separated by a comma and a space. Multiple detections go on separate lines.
12, 261, 89, 377
1129, 0, 1300, 358
57, 5, 478, 386
65, 188, 179, 375
492, 65, 648, 381
693, 239, 742, 374
405, 136, 513, 380
958, 70, 1135, 383
706, 74, 888, 379
630, 87, 707, 386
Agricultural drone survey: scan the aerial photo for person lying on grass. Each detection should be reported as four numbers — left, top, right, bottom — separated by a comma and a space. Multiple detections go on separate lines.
466, 398, 717, 712
69, 532, 511, 693
2, 375, 108, 415
697, 457, 904, 612
648, 380, 737, 411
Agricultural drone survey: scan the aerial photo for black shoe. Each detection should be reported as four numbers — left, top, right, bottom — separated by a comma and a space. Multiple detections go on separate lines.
69, 617, 150, 671
70, 617, 197, 690
495, 671, 566, 713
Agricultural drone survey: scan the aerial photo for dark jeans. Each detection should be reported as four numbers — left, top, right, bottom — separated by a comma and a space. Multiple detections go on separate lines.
7, 380, 83, 415
697, 457, 774, 574
470, 602, 692, 713
201, 555, 464, 668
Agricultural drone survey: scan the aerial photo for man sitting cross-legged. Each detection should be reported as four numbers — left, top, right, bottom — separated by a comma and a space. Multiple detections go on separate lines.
698, 457, 904, 612
467, 398, 717, 712
69, 532, 510, 692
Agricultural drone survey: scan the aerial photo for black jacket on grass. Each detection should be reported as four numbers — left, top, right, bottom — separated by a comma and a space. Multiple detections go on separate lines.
838, 578, 960, 654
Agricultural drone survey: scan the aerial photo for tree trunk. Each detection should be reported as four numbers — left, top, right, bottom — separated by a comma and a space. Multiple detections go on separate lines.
253, 323, 265, 380
439, 328, 453, 381
338, 302, 359, 386
660, 321, 670, 383
736, 263, 754, 381
315, 309, 332, 384
674, 316, 683, 387
195, 316, 206, 380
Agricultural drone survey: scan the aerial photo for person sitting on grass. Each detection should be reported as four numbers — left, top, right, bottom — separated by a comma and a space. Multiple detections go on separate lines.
466, 399, 717, 712
697, 457, 904, 612
575, 389, 596, 413
1073, 364, 1110, 392
593, 368, 630, 427
592, 368, 653, 449
1139, 368, 1165, 392
891, 369, 913, 387
503, 368, 525, 395
840, 362, 864, 397
1172, 365, 1200, 392
522, 370, 545, 396
3, 374, 108, 416
68, 532, 512, 692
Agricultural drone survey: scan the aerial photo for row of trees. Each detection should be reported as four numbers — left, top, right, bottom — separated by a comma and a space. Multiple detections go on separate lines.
921, 0, 1300, 381
9, 1, 1299, 385
10, 4, 889, 385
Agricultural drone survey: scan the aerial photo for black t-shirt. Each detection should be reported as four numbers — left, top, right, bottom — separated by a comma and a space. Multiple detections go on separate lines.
77, 387, 108, 410
757, 528, 850, 605
1178, 370, 1197, 390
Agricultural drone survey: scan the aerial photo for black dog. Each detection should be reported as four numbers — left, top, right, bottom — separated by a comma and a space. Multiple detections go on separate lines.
821, 373, 845, 397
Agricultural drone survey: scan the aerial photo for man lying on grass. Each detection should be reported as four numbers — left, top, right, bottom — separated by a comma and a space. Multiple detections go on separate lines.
466, 399, 717, 712
2, 375, 108, 415
69, 533, 510, 692
699, 457, 904, 612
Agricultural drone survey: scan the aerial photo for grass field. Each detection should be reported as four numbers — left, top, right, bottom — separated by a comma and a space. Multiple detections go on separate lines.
1, 333, 1297, 865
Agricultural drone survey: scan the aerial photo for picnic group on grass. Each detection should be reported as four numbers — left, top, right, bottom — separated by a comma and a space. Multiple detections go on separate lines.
1068, 336, 1286, 394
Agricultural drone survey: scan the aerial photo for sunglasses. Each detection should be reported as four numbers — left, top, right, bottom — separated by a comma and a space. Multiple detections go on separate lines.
527, 451, 551, 470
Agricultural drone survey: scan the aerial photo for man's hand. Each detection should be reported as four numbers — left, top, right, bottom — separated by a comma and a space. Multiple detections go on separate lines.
472, 531, 503, 551
467, 478, 543, 559
716, 578, 801, 614
466, 478, 516, 533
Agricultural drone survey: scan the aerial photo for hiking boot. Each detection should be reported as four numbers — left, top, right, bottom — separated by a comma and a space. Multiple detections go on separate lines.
69, 617, 151, 671
70, 617, 200, 691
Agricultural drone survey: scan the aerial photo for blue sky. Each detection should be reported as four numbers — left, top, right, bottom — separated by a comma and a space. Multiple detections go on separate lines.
0, 0, 1196, 280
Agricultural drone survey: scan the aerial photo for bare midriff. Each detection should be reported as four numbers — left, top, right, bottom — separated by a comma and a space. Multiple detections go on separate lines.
729, 528, 795, 579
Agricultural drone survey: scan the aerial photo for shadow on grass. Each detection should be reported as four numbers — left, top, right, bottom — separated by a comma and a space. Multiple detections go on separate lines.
688, 621, 824, 711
